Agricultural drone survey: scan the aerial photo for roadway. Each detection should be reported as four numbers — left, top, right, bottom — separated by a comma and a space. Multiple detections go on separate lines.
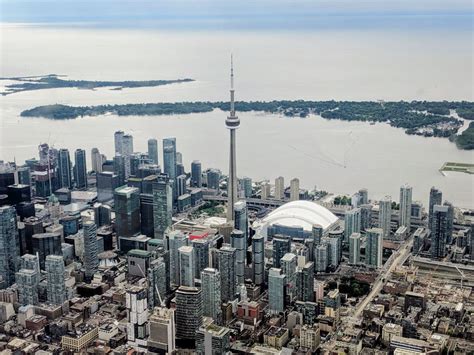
352, 236, 414, 318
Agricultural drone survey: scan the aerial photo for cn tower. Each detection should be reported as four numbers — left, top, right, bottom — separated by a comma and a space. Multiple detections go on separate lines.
226, 55, 239, 222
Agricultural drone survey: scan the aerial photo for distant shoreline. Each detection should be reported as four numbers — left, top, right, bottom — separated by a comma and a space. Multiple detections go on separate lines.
0, 74, 194, 96
20, 100, 474, 150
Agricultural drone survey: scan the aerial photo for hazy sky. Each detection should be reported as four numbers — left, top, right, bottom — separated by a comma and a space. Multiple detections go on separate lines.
1, 0, 472, 30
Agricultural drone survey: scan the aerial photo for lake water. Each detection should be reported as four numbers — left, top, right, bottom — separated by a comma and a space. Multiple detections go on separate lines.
0, 25, 473, 207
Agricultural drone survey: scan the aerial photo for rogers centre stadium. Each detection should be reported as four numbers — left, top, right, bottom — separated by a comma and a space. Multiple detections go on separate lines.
252, 200, 339, 240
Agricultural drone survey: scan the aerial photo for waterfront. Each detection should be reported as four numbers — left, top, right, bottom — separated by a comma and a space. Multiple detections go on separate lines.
1, 26, 473, 207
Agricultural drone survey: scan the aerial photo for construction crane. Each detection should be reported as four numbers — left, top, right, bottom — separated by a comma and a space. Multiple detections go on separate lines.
454, 264, 466, 289
136, 262, 165, 308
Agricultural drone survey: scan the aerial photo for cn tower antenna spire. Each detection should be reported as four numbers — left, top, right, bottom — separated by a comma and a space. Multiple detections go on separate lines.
226, 54, 240, 222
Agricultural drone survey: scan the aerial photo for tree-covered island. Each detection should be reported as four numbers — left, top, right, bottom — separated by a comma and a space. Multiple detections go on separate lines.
20, 100, 474, 149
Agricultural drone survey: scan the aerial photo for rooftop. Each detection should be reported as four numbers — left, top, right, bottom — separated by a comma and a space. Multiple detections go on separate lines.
254, 200, 338, 236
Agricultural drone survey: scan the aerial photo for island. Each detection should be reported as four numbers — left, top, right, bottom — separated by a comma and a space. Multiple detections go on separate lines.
20, 100, 474, 149
0, 74, 194, 95
455, 121, 474, 150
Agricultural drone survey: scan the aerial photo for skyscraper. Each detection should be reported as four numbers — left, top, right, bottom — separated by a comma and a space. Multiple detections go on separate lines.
45, 255, 67, 305
114, 186, 141, 238
261, 182, 271, 199
0, 206, 20, 287
399, 184, 412, 230
358, 188, 369, 205
366, 228, 383, 268
126, 286, 149, 348
176, 174, 187, 197
201, 267, 222, 324
114, 130, 124, 154
113, 154, 126, 186
148, 138, 159, 165
191, 160, 202, 187
360, 204, 372, 231
268, 268, 286, 313
226, 56, 240, 222
231, 229, 246, 285
32, 232, 62, 269
234, 201, 248, 239
429, 187, 442, 230
58, 148, 72, 189
312, 224, 324, 246
443, 201, 454, 244
175, 286, 203, 341
296, 262, 314, 302
252, 235, 264, 286
178, 245, 195, 287
315, 243, 328, 273
272, 235, 291, 268
290, 178, 300, 201
216, 245, 237, 302
96, 172, 119, 202
378, 196, 392, 239
349, 233, 361, 264
431, 205, 449, 259
74, 149, 87, 189
91, 147, 103, 173
275, 176, 285, 200
83, 221, 99, 280
241, 176, 252, 198
206, 169, 221, 190
153, 177, 173, 241
163, 137, 177, 198
280, 253, 297, 302
122, 134, 134, 178
192, 238, 210, 279
147, 257, 167, 308
344, 208, 361, 242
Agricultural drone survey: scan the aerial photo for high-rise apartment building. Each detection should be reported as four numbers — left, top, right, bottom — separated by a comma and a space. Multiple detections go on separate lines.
274, 176, 285, 200
429, 187, 442, 230
0, 206, 20, 287
153, 177, 173, 241
349, 233, 361, 264
231, 229, 246, 285
399, 184, 413, 230
366, 228, 383, 268
45, 255, 67, 305
272, 235, 291, 268
378, 196, 392, 239
344, 208, 361, 242
201, 268, 222, 324
83, 221, 99, 280
216, 245, 237, 303
252, 235, 264, 286
290, 178, 300, 201
268, 268, 286, 313
431, 205, 450, 259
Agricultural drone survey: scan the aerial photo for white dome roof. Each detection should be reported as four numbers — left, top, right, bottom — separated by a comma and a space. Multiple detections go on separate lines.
255, 200, 338, 236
